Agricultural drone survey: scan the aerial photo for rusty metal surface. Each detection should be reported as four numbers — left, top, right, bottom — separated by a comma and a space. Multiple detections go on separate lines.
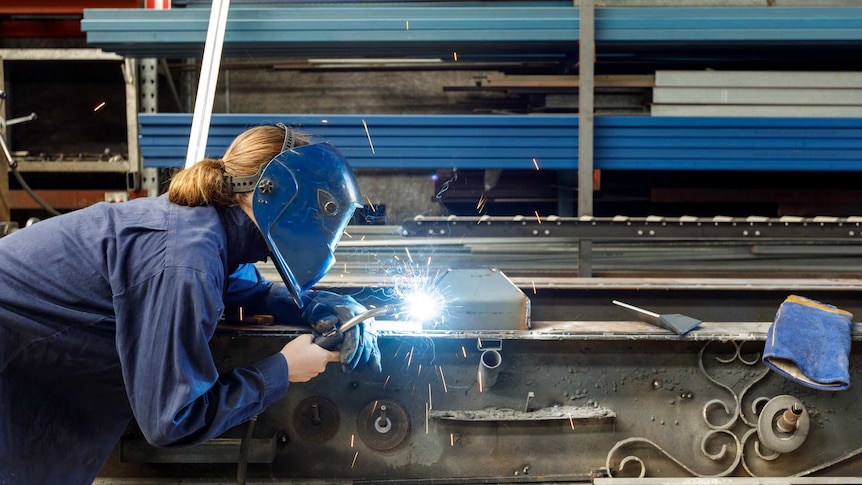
95, 226, 862, 483
98, 333, 862, 482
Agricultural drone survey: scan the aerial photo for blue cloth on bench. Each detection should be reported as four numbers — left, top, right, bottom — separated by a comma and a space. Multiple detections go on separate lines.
763, 295, 853, 391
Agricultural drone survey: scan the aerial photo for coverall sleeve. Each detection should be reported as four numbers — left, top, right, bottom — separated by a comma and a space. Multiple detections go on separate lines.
114, 266, 289, 447
225, 263, 307, 324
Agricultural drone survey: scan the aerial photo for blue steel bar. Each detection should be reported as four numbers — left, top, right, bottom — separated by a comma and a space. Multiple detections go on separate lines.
82, 5, 862, 58
139, 114, 862, 171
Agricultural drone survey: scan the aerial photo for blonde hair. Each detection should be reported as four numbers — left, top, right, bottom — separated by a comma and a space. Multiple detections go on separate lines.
167, 125, 308, 207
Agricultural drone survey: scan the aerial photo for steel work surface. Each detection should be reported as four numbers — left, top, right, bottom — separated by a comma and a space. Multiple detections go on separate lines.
97, 331, 862, 482
95, 225, 862, 482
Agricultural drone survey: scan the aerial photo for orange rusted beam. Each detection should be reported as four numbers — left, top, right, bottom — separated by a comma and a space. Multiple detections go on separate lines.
9, 190, 147, 210
0, 19, 85, 38
0, 0, 139, 15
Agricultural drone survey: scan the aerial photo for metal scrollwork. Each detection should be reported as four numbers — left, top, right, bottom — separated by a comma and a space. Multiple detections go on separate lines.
605, 340, 848, 478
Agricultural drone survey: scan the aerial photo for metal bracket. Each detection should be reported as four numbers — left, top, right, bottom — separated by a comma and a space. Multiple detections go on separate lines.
477, 338, 502, 352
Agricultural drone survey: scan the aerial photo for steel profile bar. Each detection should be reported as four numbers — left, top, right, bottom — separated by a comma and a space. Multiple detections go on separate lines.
577, 0, 594, 218
138, 113, 862, 171
185, 0, 230, 168
81, 6, 862, 59
400, 215, 862, 241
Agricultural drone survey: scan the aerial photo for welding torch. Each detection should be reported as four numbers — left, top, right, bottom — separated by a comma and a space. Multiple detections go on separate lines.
312, 304, 398, 351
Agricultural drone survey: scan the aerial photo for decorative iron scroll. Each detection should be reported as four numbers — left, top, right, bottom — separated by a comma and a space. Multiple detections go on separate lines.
604, 340, 862, 478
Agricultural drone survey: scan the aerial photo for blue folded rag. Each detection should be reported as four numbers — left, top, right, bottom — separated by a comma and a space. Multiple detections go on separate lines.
763, 295, 853, 391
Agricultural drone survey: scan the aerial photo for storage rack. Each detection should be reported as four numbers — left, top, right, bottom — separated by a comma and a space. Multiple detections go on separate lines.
80, 3, 862, 223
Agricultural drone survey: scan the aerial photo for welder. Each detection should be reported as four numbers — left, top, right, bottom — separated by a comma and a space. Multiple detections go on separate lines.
0, 124, 381, 485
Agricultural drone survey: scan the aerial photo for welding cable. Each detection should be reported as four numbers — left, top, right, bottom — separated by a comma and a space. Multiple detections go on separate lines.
236, 415, 257, 485
0, 118, 60, 217
10, 165, 61, 217
0, 96, 59, 217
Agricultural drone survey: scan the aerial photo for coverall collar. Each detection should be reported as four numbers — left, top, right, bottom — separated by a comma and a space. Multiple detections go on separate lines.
219, 205, 270, 272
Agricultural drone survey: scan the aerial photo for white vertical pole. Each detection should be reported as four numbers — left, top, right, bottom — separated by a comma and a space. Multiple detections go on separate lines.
578, 0, 595, 217
577, 0, 595, 277
185, 0, 230, 168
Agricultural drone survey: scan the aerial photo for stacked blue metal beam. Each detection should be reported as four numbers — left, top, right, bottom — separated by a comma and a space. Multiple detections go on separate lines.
82, 5, 862, 59
140, 114, 579, 170
82, 4, 579, 58
139, 114, 862, 171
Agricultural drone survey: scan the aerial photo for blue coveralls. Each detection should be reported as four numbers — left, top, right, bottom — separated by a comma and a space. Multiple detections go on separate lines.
0, 195, 301, 485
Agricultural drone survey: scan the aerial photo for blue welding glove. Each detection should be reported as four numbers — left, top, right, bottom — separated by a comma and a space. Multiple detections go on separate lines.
302, 291, 382, 373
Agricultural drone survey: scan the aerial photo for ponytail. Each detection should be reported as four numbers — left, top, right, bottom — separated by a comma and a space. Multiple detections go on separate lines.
166, 124, 311, 208
167, 158, 232, 207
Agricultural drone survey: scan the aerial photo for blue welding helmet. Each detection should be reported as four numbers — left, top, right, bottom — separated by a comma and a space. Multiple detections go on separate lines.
250, 142, 361, 307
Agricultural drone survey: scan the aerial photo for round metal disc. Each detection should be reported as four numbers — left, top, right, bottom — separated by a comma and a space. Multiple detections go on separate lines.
757, 394, 809, 454
357, 399, 410, 451
292, 396, 340, 443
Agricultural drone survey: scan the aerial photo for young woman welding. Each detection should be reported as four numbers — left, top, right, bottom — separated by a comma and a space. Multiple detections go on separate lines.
0, 124, 381, 485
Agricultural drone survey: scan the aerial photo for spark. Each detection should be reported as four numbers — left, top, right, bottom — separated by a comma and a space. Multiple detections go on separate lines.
435, 171, 458, 199
372, 400, 379, 413
350, 434, 355, 447
569, 413, 575, 430
361, 235, 366, 242
461, 346, 467, 358
365, 195, 376, 212
476, 193, 487, 212
532, 280, 537, 295
534, 210, 542, 224
425, 402, 429, 434
343, 230, 353, 238
383, 375, 391, 388
428, 383, 432, 410
351, 451, 359, 468
439, 366, 449, 392
406, 347, 414, 370
450, 433, 455, 447
93, 101, 106, 112
426, 256, 432, 266
478, 372, 484, 393
343, 262, 348, 273
532, 158, 540, 170
453, 51, 458, 62
406, 20, 409, 30
417, 364, 422, 377
400, 280, 443, 324
321, 119, 328, 124
404, 247, 414, 263
458, 235, 465, 244
361, 119, 376, 154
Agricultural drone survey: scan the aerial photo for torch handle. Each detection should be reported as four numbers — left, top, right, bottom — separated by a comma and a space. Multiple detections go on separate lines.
312, 305, 397, 351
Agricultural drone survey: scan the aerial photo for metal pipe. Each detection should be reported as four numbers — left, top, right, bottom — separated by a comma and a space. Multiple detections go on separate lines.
776, 402, 804, 433
477, 349, 502, 392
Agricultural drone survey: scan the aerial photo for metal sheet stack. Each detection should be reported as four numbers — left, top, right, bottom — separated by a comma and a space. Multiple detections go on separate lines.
139, 113, 579, 170
81, 6, 862, 59
140, 113, 862, 172
652, 71, 862, 117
